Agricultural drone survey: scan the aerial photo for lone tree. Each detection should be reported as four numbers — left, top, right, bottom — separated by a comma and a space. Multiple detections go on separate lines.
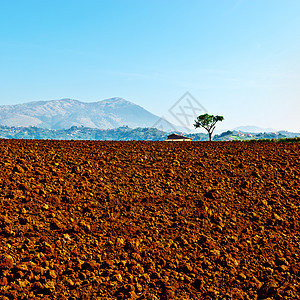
194, 114, 224, 141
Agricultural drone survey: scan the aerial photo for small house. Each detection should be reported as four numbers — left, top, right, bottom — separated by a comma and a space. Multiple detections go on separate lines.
166, 133, 192, 141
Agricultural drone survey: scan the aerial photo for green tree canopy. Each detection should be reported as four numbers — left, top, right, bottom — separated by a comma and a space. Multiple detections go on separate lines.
194, 114, 224, 141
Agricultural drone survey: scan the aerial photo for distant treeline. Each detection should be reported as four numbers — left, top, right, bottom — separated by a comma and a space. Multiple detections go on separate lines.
253, 137, 300, 143
0, 125, 299, 141
0, 125, 207, 141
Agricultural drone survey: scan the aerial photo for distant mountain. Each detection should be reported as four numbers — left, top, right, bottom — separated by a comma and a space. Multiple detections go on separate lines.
0, 98, 175, 130
233, 125, 277, 133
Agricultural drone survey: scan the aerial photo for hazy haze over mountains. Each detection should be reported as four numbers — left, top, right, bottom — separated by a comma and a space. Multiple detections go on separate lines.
233, 126, 277, 133
0, 98, 173, 130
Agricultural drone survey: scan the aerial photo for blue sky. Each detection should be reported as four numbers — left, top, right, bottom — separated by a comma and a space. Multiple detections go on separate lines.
0, 0, 299, 131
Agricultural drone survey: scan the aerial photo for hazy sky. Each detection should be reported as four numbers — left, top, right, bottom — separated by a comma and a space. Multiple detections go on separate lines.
0, 0, 299, 131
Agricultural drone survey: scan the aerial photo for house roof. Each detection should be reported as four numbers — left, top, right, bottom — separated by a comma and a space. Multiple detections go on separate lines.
167, 133, 191, 140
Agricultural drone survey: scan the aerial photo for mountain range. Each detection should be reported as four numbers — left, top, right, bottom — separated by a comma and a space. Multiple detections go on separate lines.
0, 98, 298, 135
0, 98, 174, 130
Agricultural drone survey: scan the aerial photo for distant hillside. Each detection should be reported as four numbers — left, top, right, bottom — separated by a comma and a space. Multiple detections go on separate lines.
0, 98, 174, 130
0, 125, 207, 141
0, 125, 299, 141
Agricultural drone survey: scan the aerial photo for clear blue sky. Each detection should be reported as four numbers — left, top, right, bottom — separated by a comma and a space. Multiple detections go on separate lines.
0, 0, 299, 131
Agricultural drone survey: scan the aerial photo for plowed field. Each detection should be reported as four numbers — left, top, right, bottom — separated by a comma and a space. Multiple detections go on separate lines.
0, 140, 299, 299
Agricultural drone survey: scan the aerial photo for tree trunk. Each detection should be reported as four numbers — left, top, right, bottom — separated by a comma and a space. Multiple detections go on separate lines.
208, 132, 212, 141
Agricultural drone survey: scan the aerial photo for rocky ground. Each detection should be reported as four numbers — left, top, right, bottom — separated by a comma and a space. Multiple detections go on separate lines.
0, 140, 299, 299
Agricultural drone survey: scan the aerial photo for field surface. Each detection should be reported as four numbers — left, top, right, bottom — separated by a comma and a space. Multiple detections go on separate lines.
0, 140, 299, 299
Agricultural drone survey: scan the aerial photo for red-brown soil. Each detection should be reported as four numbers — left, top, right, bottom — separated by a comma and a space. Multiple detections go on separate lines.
0, 140, 299, 299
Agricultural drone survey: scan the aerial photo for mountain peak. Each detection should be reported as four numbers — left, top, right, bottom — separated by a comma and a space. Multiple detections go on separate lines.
58, 98, 80, 103
103, 97, 126, 102
98, 97, 134, 105
0, 97, 167, 130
